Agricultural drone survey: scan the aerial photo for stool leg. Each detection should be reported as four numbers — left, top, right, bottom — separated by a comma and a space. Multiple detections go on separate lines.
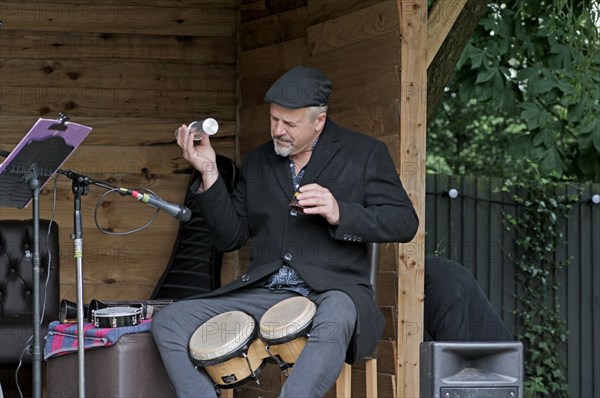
336, 363, 352, 397
365, 358, 378, 397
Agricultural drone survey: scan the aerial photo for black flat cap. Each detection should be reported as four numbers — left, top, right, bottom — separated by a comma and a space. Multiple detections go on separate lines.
265, 66, 333, 109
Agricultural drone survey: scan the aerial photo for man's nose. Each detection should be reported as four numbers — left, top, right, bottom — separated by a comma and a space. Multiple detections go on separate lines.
272, 121, 286, 137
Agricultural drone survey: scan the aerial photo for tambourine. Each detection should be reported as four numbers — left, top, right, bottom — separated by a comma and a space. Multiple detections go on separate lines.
91, 306, 144, 328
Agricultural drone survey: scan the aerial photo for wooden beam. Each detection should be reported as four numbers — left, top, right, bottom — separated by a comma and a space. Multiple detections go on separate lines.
396, 0, 427, 397
426, 0, 467, 67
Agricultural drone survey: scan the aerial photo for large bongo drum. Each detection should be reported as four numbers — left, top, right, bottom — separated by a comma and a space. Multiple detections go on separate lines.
258, 296, 317, 368
189, 311, 266, 388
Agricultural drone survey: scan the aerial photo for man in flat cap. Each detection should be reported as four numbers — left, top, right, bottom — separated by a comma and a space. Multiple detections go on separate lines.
153, 66, 419, 397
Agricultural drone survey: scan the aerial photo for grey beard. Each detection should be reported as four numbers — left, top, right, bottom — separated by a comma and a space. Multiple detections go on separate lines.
273, 140, 292, 157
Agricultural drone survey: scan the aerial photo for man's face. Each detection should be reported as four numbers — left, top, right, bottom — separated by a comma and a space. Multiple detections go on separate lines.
270, 104, 325, 157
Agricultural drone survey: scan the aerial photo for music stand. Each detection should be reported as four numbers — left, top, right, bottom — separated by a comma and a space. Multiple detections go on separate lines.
0, 114, 92, 398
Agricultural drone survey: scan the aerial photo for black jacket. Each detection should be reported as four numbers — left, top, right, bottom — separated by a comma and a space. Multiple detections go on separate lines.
192, 118, 419, 362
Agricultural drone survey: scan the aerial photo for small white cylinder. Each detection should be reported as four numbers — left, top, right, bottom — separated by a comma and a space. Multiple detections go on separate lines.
174, 118, 219, 141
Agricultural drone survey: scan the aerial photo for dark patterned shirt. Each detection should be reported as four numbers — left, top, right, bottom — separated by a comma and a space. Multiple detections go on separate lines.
264, 145, 317, 296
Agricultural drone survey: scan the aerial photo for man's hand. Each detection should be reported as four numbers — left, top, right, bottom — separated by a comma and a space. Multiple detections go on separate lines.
296, 183, 340, 225
176, 124, 219, 189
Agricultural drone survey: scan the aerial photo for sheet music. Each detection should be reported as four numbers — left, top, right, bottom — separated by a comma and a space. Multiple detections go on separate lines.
0, 118, 92, 208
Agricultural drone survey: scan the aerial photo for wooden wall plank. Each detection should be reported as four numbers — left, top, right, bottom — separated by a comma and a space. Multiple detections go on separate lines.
307, 0, 384, 25
0, 31, 236, 64
308, 30, 401, 79
240, 7, 309, 51
7, 0, 237, 7
0, 87, 236, 119
307, 1, 399, 55
240, 0, 307, 22
0, 3, 236, 36
326, 67, 401, 113
240, 38, 309, 80
328, 102, 400, 139
1, 60, 236, 92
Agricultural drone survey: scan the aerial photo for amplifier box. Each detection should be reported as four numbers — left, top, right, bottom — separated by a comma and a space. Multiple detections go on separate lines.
420, 342, 523, 398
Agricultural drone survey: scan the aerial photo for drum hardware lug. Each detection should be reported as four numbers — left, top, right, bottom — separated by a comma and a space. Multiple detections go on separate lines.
242, 352, 260, 385
215, 384, 227, 397
265, 345, 290, 376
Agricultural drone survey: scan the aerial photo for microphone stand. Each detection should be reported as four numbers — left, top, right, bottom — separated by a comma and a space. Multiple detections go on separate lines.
24, 163, 42, 398
55, 169, 180, 397
63, 170, 90, 397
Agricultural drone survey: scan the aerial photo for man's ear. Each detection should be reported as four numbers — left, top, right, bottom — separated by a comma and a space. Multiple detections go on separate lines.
315, 112, 327, 132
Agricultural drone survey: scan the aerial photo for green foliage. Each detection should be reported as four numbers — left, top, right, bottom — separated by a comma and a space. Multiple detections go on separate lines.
499, 160, 581, 397
428, 0, 600, 181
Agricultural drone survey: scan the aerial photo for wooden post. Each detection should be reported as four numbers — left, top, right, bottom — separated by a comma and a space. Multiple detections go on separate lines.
396, 0, 427, 397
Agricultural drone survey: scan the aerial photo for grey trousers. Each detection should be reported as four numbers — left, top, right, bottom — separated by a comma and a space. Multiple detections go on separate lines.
152, 288, 357, 398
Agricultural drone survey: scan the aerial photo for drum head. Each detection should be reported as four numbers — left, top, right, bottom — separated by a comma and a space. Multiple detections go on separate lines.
259, 296, 317, 343
189, 311, 257, 364
92, 306, 141, 317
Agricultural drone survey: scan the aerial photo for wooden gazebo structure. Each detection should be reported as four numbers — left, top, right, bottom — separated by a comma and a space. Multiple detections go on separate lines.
0, 0, 486, 395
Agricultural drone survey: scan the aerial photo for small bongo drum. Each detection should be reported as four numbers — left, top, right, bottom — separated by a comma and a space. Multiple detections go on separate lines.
189, 311, 266, 388
258, 296, 317, 368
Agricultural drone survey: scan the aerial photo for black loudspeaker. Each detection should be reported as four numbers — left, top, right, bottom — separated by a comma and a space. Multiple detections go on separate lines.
420, 342, 523, 398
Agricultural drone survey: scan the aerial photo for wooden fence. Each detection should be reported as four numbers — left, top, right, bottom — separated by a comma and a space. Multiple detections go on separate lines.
425, 174, 600, 398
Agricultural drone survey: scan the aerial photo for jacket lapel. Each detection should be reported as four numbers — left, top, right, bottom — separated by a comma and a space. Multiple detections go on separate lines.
267, 146, 295, 199
301, 118, 341, 185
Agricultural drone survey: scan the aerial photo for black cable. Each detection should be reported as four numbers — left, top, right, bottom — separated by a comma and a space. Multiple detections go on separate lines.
93, 186, 160, 236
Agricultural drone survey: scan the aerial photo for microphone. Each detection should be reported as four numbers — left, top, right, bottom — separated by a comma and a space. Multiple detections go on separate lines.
119, 188, 192, 222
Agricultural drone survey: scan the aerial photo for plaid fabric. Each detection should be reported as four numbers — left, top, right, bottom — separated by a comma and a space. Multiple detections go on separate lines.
44, 319, 152, 359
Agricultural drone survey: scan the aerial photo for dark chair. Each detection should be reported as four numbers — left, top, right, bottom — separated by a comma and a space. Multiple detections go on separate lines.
0, 219, 60, 396
335, 242, 380, 398
0, 219, 60, 365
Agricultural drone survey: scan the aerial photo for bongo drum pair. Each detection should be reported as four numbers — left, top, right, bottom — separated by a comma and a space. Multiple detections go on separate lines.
188, 296, 317, 389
